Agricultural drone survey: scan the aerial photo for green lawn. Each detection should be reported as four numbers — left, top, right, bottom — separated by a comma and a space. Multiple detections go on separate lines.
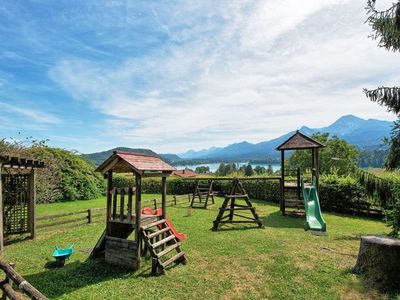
4, 196, 399, 300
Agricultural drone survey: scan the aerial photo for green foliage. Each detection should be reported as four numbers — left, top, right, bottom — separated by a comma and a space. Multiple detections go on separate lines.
215, 163, 238, 176
243, 164, 254, 176
358, 149, 387, 168
288, 132, 359, 176
383, 120, 400, 169
1, 138, 105, 202
195, 166, 210, 174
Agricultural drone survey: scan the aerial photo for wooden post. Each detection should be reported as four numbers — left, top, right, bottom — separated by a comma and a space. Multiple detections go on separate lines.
88, 209, 93, 224
315, 148, 320, 192
296, 167, 301, 200
280, 150, 285, 216
0, 164, 3, 256
28, 170, 36, 239
135, 174, 142, 268
106, 171, 113, 223
161, 176, 167, 219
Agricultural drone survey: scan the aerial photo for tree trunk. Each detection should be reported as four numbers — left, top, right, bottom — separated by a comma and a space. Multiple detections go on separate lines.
353, 235, 400, 291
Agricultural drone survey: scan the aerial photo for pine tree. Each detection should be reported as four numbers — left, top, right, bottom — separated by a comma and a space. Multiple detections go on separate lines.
365, 0, 400, 169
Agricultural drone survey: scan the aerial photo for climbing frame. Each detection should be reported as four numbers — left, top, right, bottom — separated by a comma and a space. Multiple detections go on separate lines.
212, 179, 264, 230
190, 179, 216, 209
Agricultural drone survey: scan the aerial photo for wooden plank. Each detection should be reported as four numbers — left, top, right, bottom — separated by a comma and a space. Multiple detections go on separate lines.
106, 171, 113, 222
141, 219, 165, 230
28, 170, 36, 239
0, 164, 3, 255
120, 188, 125, 222
36, 216, 88, 229
148, 227, 170, 239
156, 243, 180, 258
36, 209, 89, 221
112, 187, 118, 220
135, 174, 142, 267
152, 235, 175, 248
161, 251, 185, 268
127, 187, 133, 222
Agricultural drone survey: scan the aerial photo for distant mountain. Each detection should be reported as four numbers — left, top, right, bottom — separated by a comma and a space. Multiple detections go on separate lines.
180, 115, 393, 161
82, 147, 182, 166
84, 115, 393, 166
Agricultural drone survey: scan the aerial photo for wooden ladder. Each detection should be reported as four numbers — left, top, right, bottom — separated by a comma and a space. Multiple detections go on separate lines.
141, 219, 187, 275
212, 179, 264, 230
190, 179, 215, 209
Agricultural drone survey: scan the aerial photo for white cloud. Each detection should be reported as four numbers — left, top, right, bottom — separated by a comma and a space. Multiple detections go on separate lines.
0, 102, 60, 125
49, 0, 399, 152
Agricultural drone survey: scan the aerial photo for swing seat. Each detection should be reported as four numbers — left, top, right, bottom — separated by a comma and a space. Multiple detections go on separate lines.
52, 244, 74, 266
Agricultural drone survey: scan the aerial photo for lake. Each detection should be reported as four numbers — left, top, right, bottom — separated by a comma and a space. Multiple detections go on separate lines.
173, 162, 281, 173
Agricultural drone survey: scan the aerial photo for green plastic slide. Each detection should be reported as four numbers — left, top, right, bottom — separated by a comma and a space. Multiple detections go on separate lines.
301, 176, 326, 232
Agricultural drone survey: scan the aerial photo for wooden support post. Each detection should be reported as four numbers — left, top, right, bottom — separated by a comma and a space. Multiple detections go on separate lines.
106, 171, 113, 223
28, 170, 36, 239
135, 174, 142, 267
120, 188, 125, 222
0, 164, 3, 256
280, 150, 285, 216
161, 176, 167, 219
296, 167, 301, 200
127, 188, 133, 222
315, 148, 320, 192
88, 209, 92, 224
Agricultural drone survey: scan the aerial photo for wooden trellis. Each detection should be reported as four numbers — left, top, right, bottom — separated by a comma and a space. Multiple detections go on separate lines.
0, 156, 44, 255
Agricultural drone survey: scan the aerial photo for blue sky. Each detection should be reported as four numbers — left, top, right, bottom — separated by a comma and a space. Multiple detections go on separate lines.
0, 0, 399, 154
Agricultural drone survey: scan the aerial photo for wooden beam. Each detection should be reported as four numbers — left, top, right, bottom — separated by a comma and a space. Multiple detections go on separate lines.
28, 170, 36, 239
135, 174, 142, 267
280, 150, 285, 216
161, 176, 167, 219
0, 164, 3, 256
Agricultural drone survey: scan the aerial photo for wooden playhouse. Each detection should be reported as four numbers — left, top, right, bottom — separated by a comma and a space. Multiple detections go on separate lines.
91, 151, 187, 275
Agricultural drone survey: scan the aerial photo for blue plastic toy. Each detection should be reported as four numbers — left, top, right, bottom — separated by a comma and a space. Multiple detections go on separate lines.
52, 244, 74, 266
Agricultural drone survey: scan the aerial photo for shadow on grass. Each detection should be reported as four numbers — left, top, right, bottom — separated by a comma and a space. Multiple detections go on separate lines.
4, 235, 31, 246
211, 225, 263, 232
24, 258, 150, 299
262, 211, 305, 229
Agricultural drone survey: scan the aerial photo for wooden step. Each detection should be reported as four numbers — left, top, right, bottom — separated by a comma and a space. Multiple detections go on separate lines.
156, 243, 180, 258
225, 194, 248, 198
161, 251, 185, 268
152, 235, 175, 248
141, 219, 165, 230
148, 227, 170, 239
221, 207, 255, 211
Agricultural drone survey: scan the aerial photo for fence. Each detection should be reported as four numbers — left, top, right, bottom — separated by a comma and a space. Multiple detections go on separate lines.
35, 195, 192, 231
0, 259, 47, 300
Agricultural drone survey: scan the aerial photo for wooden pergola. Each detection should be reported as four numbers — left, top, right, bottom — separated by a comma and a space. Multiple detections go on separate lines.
276, 131, 324, 216
92, 151, 187, 274
0, 155, 45, 255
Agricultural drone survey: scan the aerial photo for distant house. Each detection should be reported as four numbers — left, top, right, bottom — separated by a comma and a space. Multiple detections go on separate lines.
172, 169, 197, 178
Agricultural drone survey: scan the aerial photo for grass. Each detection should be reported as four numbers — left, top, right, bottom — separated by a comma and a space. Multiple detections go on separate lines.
4, 195, 400, 300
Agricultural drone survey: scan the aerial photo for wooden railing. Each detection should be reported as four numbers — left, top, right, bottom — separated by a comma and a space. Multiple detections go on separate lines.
0, 260, 47, 300
35, 195, 191, 231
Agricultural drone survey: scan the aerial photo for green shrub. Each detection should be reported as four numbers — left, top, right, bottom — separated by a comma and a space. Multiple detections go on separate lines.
319, 174, 368, 213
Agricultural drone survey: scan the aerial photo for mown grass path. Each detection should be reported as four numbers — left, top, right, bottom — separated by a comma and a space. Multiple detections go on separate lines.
4, 196, 398, 300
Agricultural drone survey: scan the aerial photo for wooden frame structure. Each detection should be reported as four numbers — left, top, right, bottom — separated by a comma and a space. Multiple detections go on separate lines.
91, 151, 187, 275
212, 178, 264, 230
190, 179, 216, 209
276, 131, 324, 216
0, 156, 44, 255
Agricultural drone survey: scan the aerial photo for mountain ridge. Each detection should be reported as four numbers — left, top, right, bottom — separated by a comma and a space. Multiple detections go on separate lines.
83, 115, 393, 165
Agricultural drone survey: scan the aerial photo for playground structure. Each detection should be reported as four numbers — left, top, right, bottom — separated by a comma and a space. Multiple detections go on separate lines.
276, 130, 324, 216
190, 179, 217, 209
212, 178, 264, 230
0, 155, 44, 255
91, 151, 187, 275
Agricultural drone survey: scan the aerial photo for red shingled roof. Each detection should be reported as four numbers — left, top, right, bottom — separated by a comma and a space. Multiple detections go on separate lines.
172, 169, 197, 177
96, 151, 176, 175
